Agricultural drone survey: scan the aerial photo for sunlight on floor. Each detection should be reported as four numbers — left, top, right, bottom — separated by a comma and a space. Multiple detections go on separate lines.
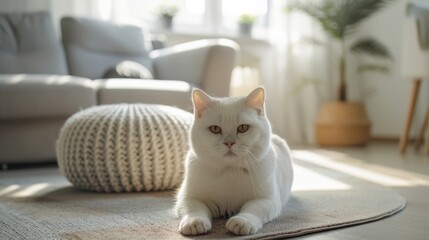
293, 150, 429, 187
292, 164, 351, 191
0, 184, 20, 196
0, 183, 54, 198
102, 79, 191, 92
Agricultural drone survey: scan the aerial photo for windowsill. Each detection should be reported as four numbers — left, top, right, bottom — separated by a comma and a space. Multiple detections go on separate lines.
149, 26, 271, 45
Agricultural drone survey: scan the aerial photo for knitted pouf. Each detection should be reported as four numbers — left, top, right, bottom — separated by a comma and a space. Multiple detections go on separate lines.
56, 104, 193, 192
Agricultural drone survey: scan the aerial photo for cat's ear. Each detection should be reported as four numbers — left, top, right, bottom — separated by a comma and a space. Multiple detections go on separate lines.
192, 88, 212, 119
246, 87, 265, 116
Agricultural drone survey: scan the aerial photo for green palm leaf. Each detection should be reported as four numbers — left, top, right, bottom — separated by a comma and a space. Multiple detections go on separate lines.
285, 0, 394, 101
286, 0, 392, 39
351, 38, 393, 60
286, 1, 342, 39
357, 64, 390, 74
337, 0, 391, 34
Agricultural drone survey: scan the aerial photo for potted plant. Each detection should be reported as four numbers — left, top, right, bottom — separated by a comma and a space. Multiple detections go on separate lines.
156, 4, 178, 29
287, 0, 393, 146
238, 14, 257, 36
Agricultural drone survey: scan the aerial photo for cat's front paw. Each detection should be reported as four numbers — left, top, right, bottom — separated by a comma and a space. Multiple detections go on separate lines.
179, 215, 212, 236
226, 214, 262, 235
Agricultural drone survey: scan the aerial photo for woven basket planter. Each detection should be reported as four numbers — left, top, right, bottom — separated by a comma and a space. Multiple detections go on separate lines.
315, 102, 371, 146
56, 104, 192, 192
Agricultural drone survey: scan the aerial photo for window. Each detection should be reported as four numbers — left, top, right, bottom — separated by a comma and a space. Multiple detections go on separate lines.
125, 0, 205, 28
221, 0, 269, 31
120, 0, 270, 36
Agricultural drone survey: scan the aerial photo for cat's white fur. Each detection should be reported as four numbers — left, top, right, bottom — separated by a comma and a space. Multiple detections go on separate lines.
175, 87, 293, 236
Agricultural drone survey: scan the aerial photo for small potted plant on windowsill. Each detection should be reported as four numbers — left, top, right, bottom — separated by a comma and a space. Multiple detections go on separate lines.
287, 0, 393, 146
238, 14, 257, 36
156, 4, 178, 30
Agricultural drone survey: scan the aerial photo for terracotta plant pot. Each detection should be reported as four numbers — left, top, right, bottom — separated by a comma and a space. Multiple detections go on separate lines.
315, 101, 371, 146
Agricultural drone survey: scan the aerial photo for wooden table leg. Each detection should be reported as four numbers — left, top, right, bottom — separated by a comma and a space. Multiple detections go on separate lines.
426, 108, 429, 156
415, 107, 429, 150
399, 79, 421, 154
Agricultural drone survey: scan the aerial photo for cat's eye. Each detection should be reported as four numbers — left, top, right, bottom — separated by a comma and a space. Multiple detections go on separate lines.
209, 125, 222, 134
237, 124, 250, 133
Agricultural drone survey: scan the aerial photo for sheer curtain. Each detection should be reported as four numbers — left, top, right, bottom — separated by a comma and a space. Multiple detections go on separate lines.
0, 0, 114, 34
263, 0, 335, 144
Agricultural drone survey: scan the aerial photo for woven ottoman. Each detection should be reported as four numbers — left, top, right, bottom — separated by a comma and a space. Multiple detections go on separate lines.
56, 104, 193, 192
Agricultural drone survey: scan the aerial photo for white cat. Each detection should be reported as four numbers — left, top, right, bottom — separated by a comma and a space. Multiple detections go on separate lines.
175, 87, 293, 236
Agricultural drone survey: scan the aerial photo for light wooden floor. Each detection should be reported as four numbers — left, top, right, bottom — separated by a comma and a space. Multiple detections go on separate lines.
291, 141, 429, 240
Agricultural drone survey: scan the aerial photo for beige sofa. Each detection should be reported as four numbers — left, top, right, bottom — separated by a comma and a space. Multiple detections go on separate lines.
0, 12, 239, 164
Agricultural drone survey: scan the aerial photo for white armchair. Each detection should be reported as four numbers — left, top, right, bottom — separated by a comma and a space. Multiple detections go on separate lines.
95, 39, 239, 110
151, 38, 239, 97
62, 16, 239, 110
0, 12, 239, 164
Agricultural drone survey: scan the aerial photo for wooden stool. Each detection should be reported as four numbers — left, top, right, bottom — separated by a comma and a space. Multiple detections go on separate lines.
399, 78, 429, 155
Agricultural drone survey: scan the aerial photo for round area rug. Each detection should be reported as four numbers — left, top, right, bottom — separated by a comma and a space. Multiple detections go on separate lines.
0, 161, 406, 240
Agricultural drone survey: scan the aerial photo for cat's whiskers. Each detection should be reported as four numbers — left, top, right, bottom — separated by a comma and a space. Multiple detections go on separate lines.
247, 150, 270, 197
244, 156, 258, 198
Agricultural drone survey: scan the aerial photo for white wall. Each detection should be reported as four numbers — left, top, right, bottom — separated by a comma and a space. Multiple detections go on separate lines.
353, 0, 428, 139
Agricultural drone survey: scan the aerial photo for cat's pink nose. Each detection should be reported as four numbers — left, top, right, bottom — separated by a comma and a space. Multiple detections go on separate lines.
224, 142, 235, 148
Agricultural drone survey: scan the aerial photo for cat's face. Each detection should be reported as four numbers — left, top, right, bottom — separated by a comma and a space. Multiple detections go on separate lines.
190, 88, 271, 169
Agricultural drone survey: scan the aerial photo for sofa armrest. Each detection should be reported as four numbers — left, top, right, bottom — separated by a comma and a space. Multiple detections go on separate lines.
151, 34, 167, 50
150, 39, 239, 97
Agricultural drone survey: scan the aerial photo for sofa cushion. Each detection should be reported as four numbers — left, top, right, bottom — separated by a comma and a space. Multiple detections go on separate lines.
0, 74, 96, 119
61, 17, 153, 80
0, 12, 68, 75
103, 60, 154, 79
95, 79, 194, 111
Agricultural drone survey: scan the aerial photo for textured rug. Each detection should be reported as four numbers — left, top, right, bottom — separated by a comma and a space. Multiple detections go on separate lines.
0, 160, 406, 240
